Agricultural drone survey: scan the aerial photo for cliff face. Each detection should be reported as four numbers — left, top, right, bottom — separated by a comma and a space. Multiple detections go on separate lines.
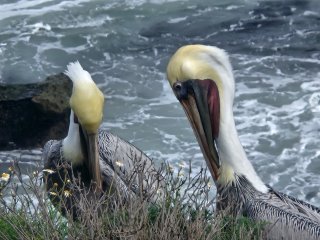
0, 73, 72, 150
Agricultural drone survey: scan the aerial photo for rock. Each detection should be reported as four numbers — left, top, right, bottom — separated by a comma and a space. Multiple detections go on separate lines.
0, 73, 72, 150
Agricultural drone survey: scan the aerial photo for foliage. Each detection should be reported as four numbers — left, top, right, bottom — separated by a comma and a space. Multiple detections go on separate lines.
0, 160, 265, 240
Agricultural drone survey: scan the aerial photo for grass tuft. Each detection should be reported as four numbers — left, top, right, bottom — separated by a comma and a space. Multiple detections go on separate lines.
0, 159, 265, 239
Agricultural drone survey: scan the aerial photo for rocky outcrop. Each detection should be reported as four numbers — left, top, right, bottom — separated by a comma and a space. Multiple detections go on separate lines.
0, 73, 72, 150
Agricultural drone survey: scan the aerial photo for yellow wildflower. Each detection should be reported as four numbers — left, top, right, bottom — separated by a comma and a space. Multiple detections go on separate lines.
1, 173, 10, 182
63, 190, 72, 197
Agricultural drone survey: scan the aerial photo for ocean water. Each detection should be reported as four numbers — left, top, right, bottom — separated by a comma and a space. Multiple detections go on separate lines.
0, 0, 319, 205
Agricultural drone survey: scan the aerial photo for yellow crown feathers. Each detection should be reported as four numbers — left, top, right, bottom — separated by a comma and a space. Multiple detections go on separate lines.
65, 61, 104, 134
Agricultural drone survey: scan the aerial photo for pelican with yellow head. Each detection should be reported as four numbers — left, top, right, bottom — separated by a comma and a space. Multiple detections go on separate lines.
43, 62, 163, 218
64, 61, 104, 189
167, 45, 320, 238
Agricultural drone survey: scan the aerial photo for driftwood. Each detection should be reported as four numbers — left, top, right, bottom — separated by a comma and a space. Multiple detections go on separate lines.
0, 73, 72, 150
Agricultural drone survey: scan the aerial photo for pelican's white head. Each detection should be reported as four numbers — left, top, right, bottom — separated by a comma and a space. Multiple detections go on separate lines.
167, 45, 267, 193
167, 45, 235, 117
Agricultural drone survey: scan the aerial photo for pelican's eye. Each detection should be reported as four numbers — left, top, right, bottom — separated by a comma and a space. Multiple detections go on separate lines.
173, 81, 182, 91
173, 81, 188, 101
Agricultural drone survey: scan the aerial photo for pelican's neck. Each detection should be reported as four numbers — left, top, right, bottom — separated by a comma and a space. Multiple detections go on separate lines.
216, 107, 268, 193
62, 111, 84, 166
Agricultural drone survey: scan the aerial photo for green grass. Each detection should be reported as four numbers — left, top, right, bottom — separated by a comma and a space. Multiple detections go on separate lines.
0, 161, 265, 240
0, 215, 19, 240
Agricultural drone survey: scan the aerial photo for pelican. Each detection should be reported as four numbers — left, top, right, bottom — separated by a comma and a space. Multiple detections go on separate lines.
42, 62, 163, 218
166, 45, 320, 239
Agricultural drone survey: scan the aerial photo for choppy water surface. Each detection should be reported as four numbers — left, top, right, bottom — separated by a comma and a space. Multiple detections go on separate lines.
0, 0, 319, 205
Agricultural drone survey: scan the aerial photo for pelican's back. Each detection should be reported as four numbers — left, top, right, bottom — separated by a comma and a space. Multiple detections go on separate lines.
43, 130, 164, 218
98, 130, 164, 199
247, 192, 320, 239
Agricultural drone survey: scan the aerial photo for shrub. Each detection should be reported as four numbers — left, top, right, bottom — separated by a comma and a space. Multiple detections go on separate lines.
0, 159, 264, 239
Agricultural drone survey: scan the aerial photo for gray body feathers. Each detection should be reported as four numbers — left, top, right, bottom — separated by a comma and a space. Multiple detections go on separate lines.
42, 130, 163, 217
97, 130, 164, 198
218, 176, 320, 239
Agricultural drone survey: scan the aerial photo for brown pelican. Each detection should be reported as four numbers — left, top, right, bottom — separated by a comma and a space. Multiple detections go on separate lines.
42, 62, 163, 218
166, 45, 320, 239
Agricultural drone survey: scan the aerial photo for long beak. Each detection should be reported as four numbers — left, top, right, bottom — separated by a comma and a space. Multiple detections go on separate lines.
79, 124, 102, 190
174, 79, 220, 180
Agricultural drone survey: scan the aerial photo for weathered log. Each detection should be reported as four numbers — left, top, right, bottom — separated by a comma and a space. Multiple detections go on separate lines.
0, 73, 72, 150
